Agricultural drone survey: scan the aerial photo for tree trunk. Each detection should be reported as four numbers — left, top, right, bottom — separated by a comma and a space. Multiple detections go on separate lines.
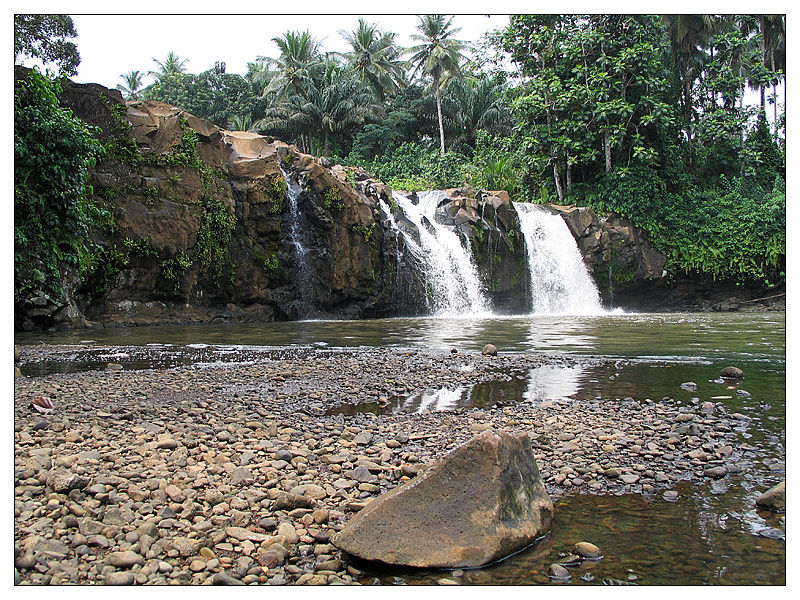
604, 130, 612, 172
566, 158, 572, 195
739, 89, 745, 177
323, 130, 329, 157
684, 76, 694, 168
435, 71, 445, 154
552, 161, 564, 203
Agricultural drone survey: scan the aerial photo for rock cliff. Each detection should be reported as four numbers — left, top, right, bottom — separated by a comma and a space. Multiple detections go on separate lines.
76, 98, 430, 327
17, 71, 773, 330
548, 204, 668, 308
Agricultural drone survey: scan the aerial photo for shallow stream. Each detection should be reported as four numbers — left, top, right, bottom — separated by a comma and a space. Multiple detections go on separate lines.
15, 312, 786, 585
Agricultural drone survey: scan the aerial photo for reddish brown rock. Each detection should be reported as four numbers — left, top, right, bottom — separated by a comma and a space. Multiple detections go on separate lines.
332, 430, 553, 568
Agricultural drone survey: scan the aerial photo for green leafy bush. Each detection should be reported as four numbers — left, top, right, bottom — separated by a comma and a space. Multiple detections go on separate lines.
591, 167, 785, 285
343, 142, 472, 190
14, 68, 106, 301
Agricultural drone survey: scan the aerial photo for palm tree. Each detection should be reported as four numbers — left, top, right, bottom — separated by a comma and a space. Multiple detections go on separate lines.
255, 61, 380, 156
252, 30, 323, 101
443, 76, 508, 150
116, 70, 145, 100
150, 51, 189, 80
661, 14, 718, 166
337, 18, 406, 101
759, 15, 785, 127
227, 113, 253, 132
406, 15, 471, 154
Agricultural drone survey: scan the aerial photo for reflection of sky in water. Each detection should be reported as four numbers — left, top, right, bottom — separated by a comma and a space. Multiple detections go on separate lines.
521, 317, 597, 353
17, 312, 784, 367
413, 315, 496, 351
399, 387, 466, 413
389, 363, 588, 413
523, 364, 586, 401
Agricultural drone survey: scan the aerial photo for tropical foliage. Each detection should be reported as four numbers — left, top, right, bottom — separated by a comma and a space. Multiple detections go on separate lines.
406, 15, 472, 153
14, 14, 80, 76
14, 13, 786, 289
14, 69, 106, 300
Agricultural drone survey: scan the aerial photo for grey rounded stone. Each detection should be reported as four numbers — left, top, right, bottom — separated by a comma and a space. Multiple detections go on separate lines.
105, 571, 135, 585
107, 550, 145, 568
573, 541, 602, 559
548, 563, 570, 580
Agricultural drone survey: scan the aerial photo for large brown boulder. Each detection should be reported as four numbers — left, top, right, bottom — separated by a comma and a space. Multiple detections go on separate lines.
755, 480, 785, 512
331, 430, 553, 568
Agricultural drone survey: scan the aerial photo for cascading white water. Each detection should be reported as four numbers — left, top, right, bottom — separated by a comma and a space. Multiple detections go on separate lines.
377, 198, 423, 258
514, 202, 603, 314
281, 168, 313, 315
392, 191, 490, 316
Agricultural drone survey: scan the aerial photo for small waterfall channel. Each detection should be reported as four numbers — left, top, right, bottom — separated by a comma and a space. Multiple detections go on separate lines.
391, 190, 490, 316
514, 202, 603, 314
281, 167, 313, 316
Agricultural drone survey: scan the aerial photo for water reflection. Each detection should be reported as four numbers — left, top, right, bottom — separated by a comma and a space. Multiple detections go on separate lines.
331, 363, 590, 415
524, 364, 586, 401
521, 316, 598, 354
15, 313, 785, 364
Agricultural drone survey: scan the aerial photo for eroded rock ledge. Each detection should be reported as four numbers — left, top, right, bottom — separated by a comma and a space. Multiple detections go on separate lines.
15, 70, 777, 330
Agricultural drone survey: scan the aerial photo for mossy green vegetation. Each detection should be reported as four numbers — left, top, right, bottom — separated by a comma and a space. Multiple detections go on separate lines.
100, 105, 239, 291
161, 251, 193, 293
322, 186, 345, 211
266, 174, 287, 213
14, 68, 106, 302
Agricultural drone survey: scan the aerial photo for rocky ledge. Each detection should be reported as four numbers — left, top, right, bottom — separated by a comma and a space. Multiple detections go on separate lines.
14, 348, 774, 585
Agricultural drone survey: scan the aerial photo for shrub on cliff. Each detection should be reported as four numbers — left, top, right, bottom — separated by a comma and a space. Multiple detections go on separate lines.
14, 68, 106, 302
589, 167, 786, 286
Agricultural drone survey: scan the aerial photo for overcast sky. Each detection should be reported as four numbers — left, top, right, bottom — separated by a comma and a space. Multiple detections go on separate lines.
45, 13, 506, 90
15, 3, 792, 92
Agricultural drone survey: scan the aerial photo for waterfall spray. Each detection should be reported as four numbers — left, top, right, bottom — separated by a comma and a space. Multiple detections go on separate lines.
514, 202, 603, 314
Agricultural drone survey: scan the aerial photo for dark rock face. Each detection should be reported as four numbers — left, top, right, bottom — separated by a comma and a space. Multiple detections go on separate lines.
548, 204, 668, 309
331, 430, 553, 568
64, 96, 429, 327
15, 71, 778, 329
443, 189, 528, 313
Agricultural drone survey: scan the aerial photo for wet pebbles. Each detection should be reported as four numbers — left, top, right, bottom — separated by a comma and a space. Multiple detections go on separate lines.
14, 347, 766, 585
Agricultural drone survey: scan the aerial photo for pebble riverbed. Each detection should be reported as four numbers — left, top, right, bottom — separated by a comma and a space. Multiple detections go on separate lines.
13, 347, 773, 585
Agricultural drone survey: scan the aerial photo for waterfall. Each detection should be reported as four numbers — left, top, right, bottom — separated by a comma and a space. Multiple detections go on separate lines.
377, 198, 423, 259
514, 202, 603, 314
392, 191, 490, 316
281, 168, 313, 316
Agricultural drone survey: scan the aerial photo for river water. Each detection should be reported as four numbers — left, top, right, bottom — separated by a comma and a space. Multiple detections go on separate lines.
15, 311, 786, 585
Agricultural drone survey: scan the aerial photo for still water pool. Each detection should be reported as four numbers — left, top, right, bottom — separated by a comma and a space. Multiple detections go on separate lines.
15, 312, 786, 585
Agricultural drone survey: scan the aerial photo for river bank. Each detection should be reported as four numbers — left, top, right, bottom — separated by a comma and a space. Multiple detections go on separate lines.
13, 345, 783, 585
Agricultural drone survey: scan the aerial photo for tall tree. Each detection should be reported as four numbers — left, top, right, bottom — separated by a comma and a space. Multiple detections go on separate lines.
758, 15, 785, 126
14, 14, 80, 76
441, 75, 510, 152
150, 51, 189, 80
337, 18, 406, 101
116, 70, 145, 100
406, 15, 471, 154
251, 30, 323, 101
503, 15, 675, 201
661, 14, 718, 166
255, 60, 380, 156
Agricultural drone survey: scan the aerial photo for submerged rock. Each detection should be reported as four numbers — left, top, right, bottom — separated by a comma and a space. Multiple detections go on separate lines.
332, 429, 553, 568
720, 366, 744, 379
755, 480, 785, 512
